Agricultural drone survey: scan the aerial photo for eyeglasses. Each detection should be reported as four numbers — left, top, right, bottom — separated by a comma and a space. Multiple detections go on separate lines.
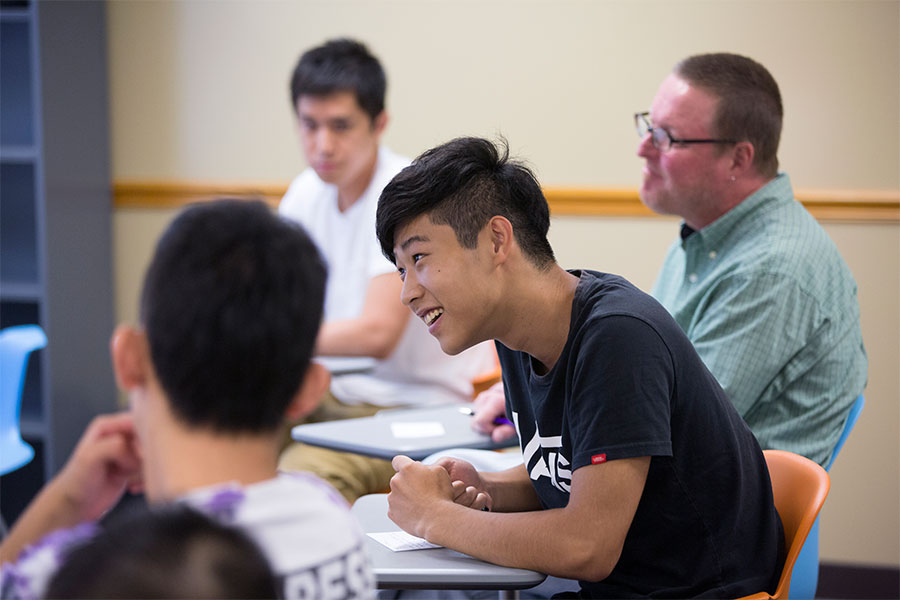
635, 112, 736, 152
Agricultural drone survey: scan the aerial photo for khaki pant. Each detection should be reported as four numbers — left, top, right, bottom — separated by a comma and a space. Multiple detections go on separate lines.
279, 391, 398, 504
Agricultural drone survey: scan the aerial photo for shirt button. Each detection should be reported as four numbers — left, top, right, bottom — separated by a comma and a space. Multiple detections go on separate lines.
709, 251, 717, 259
688, 273, 698, 283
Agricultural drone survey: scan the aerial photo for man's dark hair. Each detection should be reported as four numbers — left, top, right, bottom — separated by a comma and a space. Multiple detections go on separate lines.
46, 505, 279, 599
376, 137, 556, 269
675, 52, 783, 178
290, 38, 386, 122
140, 199, 326, 433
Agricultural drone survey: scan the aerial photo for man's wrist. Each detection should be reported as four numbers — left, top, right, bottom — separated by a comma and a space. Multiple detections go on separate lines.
480, 472, 503, 509
421, 498, 464, 545
43, 476, 89, 524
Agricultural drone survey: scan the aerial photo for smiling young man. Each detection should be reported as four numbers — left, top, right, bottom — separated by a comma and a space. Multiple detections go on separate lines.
637, 53, 867, 468
375, 137, 784, 598
278, 39, 495, 502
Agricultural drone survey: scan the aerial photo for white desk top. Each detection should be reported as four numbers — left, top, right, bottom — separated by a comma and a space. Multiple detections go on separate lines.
314, 356, 376, 375
292, 404, 517, 461
352, 493, 546, 591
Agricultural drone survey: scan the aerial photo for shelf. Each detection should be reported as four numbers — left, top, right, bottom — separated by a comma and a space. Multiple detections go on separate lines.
0, 281, 43, 300
0, 17, 34, 147
0, 145, 38, 161
0, 162, 39, 284
0, 9, 29, 22
20, 417, 47, 439
0, 0, 114, 526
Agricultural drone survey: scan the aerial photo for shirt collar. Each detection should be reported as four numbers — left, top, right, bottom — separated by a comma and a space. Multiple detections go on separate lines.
683, 173, 792, 249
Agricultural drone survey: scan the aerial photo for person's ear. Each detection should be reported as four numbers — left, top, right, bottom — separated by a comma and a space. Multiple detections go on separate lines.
110, 325, 149, 391
285, 362, 330, 421
730, 141, 755, 175
372, 110, 388, 138
487, 216, 514, 264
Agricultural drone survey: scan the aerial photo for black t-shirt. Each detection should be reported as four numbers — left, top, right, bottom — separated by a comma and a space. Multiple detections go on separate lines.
499, 270, 784, 598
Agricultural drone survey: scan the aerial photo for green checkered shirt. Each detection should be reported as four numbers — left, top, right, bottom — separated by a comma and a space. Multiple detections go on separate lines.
652, 173, 867, 467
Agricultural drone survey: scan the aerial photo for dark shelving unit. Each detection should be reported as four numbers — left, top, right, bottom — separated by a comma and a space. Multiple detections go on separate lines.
1, 0, 116, 526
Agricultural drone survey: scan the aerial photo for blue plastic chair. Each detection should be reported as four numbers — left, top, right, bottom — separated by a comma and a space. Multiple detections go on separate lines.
0, 324, 47, 476
789, 394, 865, 599
824, 395, 865, 472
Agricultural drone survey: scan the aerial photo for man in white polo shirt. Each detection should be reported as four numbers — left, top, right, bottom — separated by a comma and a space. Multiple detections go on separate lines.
278, 38, 495, 502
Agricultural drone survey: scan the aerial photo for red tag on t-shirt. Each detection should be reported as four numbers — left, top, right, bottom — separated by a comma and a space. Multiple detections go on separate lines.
591, 454, 607, 464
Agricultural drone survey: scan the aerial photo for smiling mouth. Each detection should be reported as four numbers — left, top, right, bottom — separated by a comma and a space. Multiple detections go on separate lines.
423, 308, 444, 326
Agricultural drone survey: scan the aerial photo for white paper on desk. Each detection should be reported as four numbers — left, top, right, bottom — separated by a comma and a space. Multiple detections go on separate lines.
368, 531, 443, 551
390, 421, 446, 438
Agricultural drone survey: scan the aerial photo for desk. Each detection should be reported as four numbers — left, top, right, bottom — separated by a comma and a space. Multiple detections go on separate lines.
291, 404, 517, 461
352, 494, 545, 599
315, 356, 376, 375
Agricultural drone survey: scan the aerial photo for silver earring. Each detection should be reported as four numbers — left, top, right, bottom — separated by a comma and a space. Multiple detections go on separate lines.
730, 175, 736, 182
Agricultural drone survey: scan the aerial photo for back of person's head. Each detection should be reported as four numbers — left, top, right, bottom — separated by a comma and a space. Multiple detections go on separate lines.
674, 52, 783, 178
140, 199, 326, 434
290, 37, 386, 122
45, 505, 279, 599
376, 136, 556, 269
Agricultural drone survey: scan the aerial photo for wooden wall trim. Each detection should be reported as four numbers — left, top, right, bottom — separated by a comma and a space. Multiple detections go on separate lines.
113, 180, 285, 209
113, 180, 900, 223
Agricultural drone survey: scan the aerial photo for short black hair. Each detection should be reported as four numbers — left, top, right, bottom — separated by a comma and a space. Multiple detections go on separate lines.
290, 38, 386, 122
376, 136, 556, 268
140, 199, 326, 433
46, 505, 278, 599
675, 53, 783, 177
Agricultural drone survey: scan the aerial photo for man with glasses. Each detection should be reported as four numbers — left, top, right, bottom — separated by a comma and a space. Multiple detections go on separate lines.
636, 52, 867, 468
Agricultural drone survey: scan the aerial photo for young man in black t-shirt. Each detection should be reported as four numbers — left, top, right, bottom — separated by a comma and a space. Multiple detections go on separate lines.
375, 137, 784, 598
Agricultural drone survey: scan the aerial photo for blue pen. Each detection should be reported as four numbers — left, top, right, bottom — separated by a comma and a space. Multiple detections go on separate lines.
458, 406, 514, 427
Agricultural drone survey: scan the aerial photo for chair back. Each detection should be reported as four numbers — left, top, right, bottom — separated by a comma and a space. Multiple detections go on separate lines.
760, 450, 831, 600
471, 346, 502, 399
789, 393, 866, 599
0, 324, 47, 475
825, 394, 865, 471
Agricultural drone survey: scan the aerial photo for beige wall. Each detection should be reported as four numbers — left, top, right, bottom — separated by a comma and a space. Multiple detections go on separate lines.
108, 0, 899, 188
108, 0, 900, 567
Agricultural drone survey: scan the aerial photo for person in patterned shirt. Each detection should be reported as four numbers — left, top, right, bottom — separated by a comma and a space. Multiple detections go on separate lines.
0, 199, 374, 600
637, 52, 867, 467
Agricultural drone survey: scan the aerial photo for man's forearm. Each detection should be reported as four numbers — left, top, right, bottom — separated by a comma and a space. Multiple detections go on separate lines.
420, 458, 648, 581
421, 500, 615, 582
0, 479, 82, 563
316, 272, 409, 358
315, 317, 405, 359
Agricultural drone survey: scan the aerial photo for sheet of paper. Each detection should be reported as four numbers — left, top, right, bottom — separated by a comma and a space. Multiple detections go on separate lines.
390, 421, 446, 438
368, 531, 443, 551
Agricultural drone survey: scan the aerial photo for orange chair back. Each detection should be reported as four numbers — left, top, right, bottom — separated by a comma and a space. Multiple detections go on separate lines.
738, 450, 831, 600
471, 365, 502, 398
471, 347, 502, 398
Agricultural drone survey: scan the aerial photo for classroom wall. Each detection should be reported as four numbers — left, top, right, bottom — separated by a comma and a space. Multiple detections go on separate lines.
107, 0, 900, 568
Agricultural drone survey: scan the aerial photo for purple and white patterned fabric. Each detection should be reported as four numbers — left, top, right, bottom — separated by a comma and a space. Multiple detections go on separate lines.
1, 472, 374, 599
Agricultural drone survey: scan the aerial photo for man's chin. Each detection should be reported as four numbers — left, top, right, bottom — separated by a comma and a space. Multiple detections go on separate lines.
436, 337, 466, 357
638, 187, 665, 215
313, 167, 340, 184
